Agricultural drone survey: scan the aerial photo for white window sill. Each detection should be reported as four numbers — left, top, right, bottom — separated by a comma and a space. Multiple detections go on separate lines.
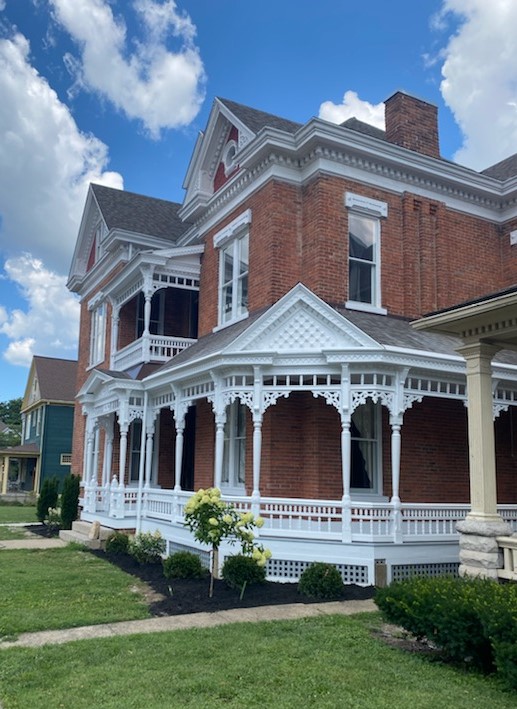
345, 301, 387, 316
213, 312, 249, 333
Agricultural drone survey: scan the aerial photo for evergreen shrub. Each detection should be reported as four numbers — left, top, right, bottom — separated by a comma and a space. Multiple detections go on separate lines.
222, 554, 266, 590
298, 562, 344, 599
105, 531, 130, 555
60, 474, 80, 530
36, 477, 59, 522
128, 531, 166, 564
163, 551, 205, 579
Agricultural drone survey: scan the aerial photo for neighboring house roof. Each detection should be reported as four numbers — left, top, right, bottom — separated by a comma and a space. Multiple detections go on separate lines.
481, 153, 517, 181
0, 442, 39, 456
23, 356, 78, 410
91, 184, 190, 242
0, 421, 15, 434
217, 98, 302, 135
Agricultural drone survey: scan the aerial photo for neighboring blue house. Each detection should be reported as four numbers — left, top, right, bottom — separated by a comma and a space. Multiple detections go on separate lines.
0, 356, 77, 495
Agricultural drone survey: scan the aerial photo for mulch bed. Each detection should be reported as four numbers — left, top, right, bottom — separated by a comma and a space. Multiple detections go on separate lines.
25, 524, 375, 616
89, 549, 375, 616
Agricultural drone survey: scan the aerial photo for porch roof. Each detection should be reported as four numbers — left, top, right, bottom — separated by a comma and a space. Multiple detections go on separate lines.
0, 442, 40, 457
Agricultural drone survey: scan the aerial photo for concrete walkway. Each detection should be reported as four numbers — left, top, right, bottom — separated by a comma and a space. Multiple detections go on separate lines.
0, 537, 66, 550
0, 598, 376, 650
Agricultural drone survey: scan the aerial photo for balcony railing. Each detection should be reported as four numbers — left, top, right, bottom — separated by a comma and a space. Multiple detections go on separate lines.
113, 334, 196, 370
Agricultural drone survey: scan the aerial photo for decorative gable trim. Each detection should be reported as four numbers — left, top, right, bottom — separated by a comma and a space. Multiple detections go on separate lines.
225, 283, 380, 355
213, 209, 252, 249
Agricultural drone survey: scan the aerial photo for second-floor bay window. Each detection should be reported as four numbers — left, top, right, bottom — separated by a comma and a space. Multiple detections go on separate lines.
213, 209, 251, 328
89, 302, 107, 366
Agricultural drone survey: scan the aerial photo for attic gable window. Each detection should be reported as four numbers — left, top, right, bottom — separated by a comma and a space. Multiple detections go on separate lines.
214, 210, 251, 328
345, 193, 387, 315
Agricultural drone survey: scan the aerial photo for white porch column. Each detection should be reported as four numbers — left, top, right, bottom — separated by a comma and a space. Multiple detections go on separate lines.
173, 414, 185, 491
456, 342, 511, 579
102, 419, 114, 486
118, 424, 128, 486
340, 413, 352, 543
251, 366, 263, 514
389, 415, 403, 544
110, 305, 120, 369
214, 411, 226, 490
84, 421, 95, 485
91, 428, 100, 486
144, 420, 155, 488
142, 290, 152, 363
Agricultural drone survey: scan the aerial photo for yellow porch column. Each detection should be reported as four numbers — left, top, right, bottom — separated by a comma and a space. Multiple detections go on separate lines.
1, 454, 8, 494
456, 342, 511, 578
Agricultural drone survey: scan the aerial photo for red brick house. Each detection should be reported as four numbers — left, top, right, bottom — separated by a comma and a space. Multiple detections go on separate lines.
67, 91, 517, 584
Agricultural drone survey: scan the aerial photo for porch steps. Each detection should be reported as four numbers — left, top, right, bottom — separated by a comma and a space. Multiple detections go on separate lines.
59, 521, 113, 549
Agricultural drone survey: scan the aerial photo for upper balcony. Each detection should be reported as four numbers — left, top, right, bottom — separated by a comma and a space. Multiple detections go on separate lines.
113, 333, 197, 370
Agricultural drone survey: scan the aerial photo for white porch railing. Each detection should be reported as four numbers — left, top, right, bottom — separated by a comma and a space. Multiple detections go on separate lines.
113, 334, 196, 370
497, 536, 517, 581
82, 485, 517, 545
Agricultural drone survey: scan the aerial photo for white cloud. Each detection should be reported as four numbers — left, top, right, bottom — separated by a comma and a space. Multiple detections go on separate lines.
51, 0, 206, 138
438, 0, 517, 170
319, 90, 385, 130
0, 255, 80, 367
0, 31, 123, 274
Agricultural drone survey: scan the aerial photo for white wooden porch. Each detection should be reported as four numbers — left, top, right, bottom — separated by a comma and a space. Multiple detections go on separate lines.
80, 482, 517, 585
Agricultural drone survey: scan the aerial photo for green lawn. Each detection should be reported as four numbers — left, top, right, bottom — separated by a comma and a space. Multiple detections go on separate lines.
0, 526, 28, 541
0, 505, 38, 524
0, 547, 150, 638
0, 614, 513, 709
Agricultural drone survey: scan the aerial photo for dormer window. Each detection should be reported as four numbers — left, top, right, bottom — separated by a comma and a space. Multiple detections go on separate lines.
222, 140, 238, 176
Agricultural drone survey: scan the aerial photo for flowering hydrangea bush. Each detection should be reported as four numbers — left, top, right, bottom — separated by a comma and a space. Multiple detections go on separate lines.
184, 487, 271, 596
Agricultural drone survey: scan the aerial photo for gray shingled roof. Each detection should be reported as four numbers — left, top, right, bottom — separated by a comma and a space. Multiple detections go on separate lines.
148, 304, 517, 375
481, 153, 517, 181
0, 442, 39, 455
33, 356, 78, 402
218, 98, 302, 135
91, 184, 191, 242
341, 117, 387, 141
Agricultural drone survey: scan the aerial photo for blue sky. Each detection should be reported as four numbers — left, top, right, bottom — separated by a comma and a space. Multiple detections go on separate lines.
1, 0, 516, 402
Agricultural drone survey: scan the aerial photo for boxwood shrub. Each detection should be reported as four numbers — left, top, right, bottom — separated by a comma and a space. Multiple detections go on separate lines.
298, 562, 344, 600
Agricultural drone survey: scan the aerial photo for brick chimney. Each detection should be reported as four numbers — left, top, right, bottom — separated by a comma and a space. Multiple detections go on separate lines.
384, 92, 440, 159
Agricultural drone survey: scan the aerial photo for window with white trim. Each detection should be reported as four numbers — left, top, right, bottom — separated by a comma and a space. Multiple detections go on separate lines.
60, 453, 72, 465
214, 210, 251, 327
351, 400, 381, 493
345, 192, 387, 313
222, 401, 246, 491
129, 419, 142, 483
89, 302, 107, 366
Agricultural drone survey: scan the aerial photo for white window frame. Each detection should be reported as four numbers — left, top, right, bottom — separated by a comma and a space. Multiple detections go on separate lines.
350, 399, 382, 496
36, 407, 41, 436
89, 302, 107, 367
213, 210, 251, 330
345, 193, 387, 315
60, 453, 72, 465
222, 400, 246, 493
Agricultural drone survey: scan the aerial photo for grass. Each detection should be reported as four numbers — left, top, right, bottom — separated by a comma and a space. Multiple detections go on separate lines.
0, 614, 513, 708
0, 547, 150, 638
0, 505, 38, 524
0, 526, 28, 541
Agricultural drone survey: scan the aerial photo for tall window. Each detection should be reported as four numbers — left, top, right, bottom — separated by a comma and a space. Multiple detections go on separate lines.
89, 303, 106, 366
220, 233, 249, 325
348, 213, 379, 306
222, 401, 246, 490
129, 419, 142, 483
351, 400, 380, 492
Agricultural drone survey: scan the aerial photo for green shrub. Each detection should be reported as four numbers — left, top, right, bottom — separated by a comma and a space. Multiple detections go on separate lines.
128, 531, 166, 564
475, 581, 517, 689
37, 477, 59, 523
298, 562, 344, 599
45, 507, 62, 534
60, 474, 80, 530
222, 554, 266, 591
163, 551, 205, 579
105, 531, 130, 555
375, 577, 497, 673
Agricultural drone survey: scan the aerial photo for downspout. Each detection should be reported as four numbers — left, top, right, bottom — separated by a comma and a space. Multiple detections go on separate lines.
136, 391, 148, 534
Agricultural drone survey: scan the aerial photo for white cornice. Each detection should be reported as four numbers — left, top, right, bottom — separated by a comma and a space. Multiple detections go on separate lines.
179, 118, 517, 242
